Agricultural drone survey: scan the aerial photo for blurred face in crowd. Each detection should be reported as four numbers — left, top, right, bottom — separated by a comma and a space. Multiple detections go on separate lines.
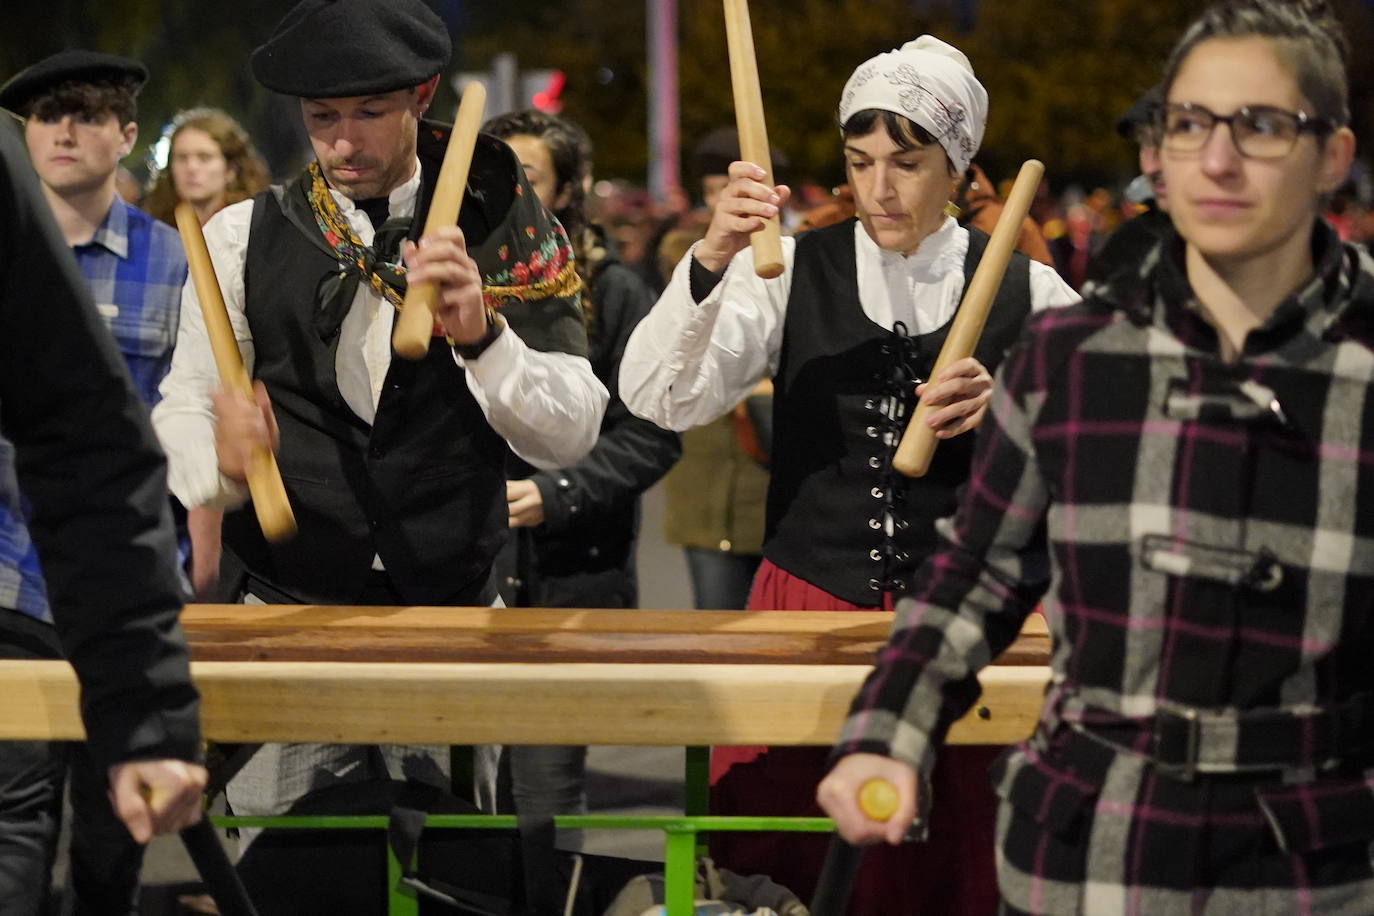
170, 126, 232, 209
1161, 36, 1352, 269
844, 126, 957, 256
1133, 124, 1168, 209
504, 133, 570, 212
301, 77, 436, 200
701, 173, 730, 212
25, 107, 135, 197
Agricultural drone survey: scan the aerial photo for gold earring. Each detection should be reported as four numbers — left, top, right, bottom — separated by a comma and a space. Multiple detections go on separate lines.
943, 200, 962, 219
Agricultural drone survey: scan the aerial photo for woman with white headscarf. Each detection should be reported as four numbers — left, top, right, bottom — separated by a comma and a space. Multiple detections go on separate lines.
621, 35, 1077, 912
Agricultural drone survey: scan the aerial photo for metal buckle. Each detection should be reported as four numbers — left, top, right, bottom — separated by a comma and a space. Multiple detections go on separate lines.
1152, 701, 1202, 781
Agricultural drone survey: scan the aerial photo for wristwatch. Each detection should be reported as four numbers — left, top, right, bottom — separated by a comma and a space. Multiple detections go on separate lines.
452, 308, 503, 360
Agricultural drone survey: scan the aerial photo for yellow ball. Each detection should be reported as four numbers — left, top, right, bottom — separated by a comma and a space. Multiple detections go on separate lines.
858, 778, 899, 821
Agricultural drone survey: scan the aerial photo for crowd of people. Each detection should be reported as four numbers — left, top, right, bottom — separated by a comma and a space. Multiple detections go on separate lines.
1, 0, 1373, 914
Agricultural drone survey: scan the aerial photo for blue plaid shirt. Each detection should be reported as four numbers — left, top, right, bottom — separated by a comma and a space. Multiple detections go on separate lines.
71, 200, 186, 407
0, 200, 188, 623
0, 436, 48, 622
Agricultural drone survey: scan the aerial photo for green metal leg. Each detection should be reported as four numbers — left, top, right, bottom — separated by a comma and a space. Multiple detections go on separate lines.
684, 746, 710, 858
664, 826, 698, 916
386, 837, 419, 916
211, 811, 835, 916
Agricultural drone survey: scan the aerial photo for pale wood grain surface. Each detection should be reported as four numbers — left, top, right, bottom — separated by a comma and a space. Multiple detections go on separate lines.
0, 659, 1049, 746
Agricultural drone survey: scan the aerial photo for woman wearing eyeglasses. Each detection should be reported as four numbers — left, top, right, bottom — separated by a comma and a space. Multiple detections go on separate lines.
820, 1, 1374, 912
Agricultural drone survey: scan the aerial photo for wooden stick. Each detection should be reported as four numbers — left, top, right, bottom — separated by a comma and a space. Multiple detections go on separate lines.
892, 159, 1045, 477
723, 0, 785, 279
392, 81, 488, 360
174, 204, 296, 542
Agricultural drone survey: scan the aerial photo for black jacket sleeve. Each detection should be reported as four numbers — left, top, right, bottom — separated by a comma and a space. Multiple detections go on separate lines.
531, 262, 681, 532
0, 120, 200, 770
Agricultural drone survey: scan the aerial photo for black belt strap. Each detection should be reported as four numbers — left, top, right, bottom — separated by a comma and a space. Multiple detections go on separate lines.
1073, 693, 1374, 781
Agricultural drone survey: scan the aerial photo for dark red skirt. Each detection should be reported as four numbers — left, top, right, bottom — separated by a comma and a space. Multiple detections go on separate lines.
709, 559, 1002, 915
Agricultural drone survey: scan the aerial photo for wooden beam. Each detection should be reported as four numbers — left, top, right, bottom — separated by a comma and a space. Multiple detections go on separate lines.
0, 660, 1049, 747
178, 605, 1050, 667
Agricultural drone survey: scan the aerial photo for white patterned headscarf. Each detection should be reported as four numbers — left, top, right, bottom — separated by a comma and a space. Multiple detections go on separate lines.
837, 35, 988, 174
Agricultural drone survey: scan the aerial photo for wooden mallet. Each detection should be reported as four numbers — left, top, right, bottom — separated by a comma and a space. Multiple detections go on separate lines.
174, 204, 296, 542
392, 81, 488, 360
723, 0, 785, 279
892, 159, 1045, 478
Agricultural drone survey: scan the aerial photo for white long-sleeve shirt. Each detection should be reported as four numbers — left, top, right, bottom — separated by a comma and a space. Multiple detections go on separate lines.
619, 217, 1079, 431
153, 163, 607, 511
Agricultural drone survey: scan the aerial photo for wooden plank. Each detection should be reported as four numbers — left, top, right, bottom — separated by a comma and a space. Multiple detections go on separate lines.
179, 605, 1050, 667
0, 660, 1050, 746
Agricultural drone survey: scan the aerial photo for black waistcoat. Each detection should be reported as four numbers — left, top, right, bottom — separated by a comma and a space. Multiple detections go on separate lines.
764, 220, 1031, 606
224, 132, 579, 605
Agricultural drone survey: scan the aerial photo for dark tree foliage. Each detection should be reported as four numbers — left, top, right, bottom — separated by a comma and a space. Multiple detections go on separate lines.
3, 0, 1372, 193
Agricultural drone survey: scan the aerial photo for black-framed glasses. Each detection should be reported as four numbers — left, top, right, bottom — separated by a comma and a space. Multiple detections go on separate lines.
1158, 103, 1333, 160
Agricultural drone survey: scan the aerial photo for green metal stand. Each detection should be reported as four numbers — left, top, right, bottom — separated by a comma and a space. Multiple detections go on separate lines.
215, 813, 834, 916
684, 745, 711, 859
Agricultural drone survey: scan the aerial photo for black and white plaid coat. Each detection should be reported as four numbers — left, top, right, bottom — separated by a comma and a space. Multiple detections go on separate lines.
837, 222, 1374, 914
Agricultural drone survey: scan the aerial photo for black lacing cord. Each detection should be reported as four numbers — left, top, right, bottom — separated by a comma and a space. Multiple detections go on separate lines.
867, 323, 922, 595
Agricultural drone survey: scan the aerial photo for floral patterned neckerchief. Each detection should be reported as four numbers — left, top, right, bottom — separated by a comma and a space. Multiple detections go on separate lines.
300, 141, 583, 346
306, 162, 408, 312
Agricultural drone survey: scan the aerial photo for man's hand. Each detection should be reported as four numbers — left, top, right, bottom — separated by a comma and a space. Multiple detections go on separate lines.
507, 479, 546, 528
107, 759, 208, 844
212, 381, 278, 483
816, 752, 918, 846
915, 356, 993, 439
694, 160, 791, 274
402, 227, 489, 346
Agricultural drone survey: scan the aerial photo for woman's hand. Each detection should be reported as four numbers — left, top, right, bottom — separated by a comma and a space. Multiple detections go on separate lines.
916, 356, 993, 438
694, 160, 790, 274
817, 753, 919, 846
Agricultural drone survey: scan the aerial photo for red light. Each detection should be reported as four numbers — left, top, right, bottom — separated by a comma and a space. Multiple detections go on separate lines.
532, 70, 566, 113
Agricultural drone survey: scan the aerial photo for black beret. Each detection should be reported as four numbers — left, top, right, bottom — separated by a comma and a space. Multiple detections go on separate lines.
691, 125, 789, 179
252, 0, 451, 98
1115, 85, 1163, 141
0, 50, 147, 116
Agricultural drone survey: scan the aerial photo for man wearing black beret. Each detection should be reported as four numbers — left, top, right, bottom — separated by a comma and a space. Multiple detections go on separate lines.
151, 0, 607, 857
1083, 85, 1172, 291
0, 50, 187, 411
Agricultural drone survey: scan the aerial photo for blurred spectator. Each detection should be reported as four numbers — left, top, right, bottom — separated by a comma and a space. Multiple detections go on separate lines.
955, 162, 1055, 266
633, 127, 792, 293
652, 130, 784, 612
1085, 85, 1174, 290
593, 178, 664, 290
483, 109, 681, 878
114, 165, 141, 204
142, 107, 270, 602
1052, 196, 1099, 290
795, 183, 855, 233
1324, 182, 1359, 241
144, 106, 269, 228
